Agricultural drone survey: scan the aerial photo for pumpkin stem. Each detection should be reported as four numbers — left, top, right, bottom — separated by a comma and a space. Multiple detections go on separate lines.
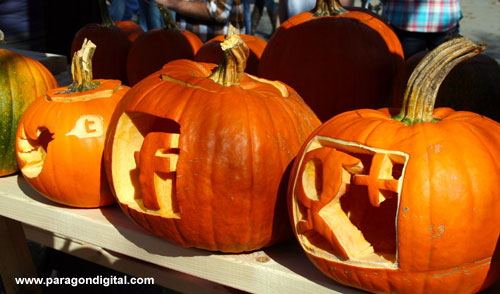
393, 37, 486, 126
0, 29, 4, 43
313, 0, 346, 17
158, 5, 177, 30
65, 39, 101, 93
98, 0, 116, 28
208, 25, 249, 87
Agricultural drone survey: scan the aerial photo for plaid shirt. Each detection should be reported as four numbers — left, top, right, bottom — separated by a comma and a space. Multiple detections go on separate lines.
383, 0, 462, 32
177, 0, 244, 42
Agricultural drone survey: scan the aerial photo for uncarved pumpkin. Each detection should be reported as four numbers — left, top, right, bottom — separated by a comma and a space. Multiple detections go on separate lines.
115, 20, 144, 42
105, 32, 321, 252
195, 33, 266, 75
258, 0, 404, 122
16, 40, 129, 207
0, 37, 58, 177
288, 37, 500, 293
71, 0, 131, 83
126, 7, 202, 86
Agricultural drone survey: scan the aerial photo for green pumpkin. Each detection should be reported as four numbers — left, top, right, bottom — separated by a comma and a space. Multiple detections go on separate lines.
0, 47, 58, 176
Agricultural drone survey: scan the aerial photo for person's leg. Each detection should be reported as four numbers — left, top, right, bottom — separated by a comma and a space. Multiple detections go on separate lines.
243, 0, 252, 34
251, 0, 265, 35
392, 26, 429, 59
138, 0, 164, 31
264, 0, 277, 34
108, 0, 127, 21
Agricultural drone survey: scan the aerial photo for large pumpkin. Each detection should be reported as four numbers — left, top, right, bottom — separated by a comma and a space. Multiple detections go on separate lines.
258, 0, 404, 122
194, 32, 266, 75
1, 31, 58, 176
16, 40, 129, 207
288, 38, 500, 293
115, 20, 144, 43
126, 6, 203, 86
105, 32, 321, 252
71, 0, 131, 83
393, 49, 500, 122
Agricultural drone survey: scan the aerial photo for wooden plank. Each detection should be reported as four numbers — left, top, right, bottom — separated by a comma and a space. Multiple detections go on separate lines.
0, 216, 42, 294
23, 225, 233, 294
0, 175, 357, 294
0, 47, 68, 75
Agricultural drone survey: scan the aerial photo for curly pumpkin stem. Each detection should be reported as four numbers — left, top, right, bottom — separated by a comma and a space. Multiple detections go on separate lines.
98, 0, 116, 28
393, 37, 486, 126
158, 5, 177, 30
65, 39, 101, 93
313, 0, 346, 17
208, 25, 250, 87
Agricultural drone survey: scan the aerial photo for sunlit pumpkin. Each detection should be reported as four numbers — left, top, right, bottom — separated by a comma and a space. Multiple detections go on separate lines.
115, 20, 144, 42
1, 30, 58, 176
258, 0, 404, 122
16, 40, 129, 207
105, 31, 321, 252
288, 38, 500, 293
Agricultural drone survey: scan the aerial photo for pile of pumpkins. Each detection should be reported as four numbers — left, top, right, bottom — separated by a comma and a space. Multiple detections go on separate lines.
2, 0, 500, 293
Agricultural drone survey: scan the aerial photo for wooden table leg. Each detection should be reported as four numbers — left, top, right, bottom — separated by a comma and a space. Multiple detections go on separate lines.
0, 216, 42, 294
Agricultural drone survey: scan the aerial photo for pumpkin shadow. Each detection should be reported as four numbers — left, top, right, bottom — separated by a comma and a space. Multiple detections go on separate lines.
480, 236, 500, 292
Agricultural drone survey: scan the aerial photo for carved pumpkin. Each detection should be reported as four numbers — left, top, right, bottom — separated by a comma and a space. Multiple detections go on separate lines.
126, 7, 203, 86
0, 31, 58, 176
104, 31, 321, 252
393, 50, 500, 122
71, 0, 131, 83
288, 38, 500, 293
16, 40, 129, 207
195, 33, 266, 75
258, 0, 404, 122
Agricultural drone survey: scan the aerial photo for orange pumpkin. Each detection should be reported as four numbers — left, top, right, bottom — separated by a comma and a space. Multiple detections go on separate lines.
258, 0, 404, 122
71, 0, 131, 83
115, 20, 144, 42
105, 32, 321, 252
194, 33, 266, 75
288, 37, 500, 293
126, 6, 203, 86
16, 40, 129, 207
1, 31, 58, 177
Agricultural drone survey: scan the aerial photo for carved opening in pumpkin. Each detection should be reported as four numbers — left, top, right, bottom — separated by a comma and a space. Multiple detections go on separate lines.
17, 126, 54, 178
111, 112, 181, 218
294, 137, 408, 268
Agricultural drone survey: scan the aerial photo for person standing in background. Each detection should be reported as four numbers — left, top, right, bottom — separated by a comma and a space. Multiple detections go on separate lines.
382, 0, 462, 58
155, 0, 244, 42
250, 0, 278, 35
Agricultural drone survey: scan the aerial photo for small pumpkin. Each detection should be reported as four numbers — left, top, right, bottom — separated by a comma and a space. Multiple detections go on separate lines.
393, 49, 500, 122
115, 20, 144, 42
71, 0, 131, 83
126, 6, 203, 86
288, 37, 500, 293
194, 32, 266, 75
104, 31, 321, 252
16, 40, 129, 207
1, 30, 58, 176
258, 0, 404, 122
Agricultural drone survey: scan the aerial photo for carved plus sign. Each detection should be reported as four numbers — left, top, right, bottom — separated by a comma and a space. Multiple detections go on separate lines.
350, 153, 399, 207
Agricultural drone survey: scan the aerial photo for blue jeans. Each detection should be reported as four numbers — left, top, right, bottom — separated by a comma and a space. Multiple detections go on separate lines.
392, 25, 460, 59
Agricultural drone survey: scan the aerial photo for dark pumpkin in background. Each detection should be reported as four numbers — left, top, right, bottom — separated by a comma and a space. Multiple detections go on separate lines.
71, 0, 131, 84
105, 32, 321, 252
16, 40, 129, 207
258, 0, 404, 122
288, 38, 500, 293
0, 31, 58, 176
126, 6, 202, 86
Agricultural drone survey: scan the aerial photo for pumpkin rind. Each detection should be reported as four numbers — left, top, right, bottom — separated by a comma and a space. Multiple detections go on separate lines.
0, 49, 58, 176
105, 34, 321, 252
